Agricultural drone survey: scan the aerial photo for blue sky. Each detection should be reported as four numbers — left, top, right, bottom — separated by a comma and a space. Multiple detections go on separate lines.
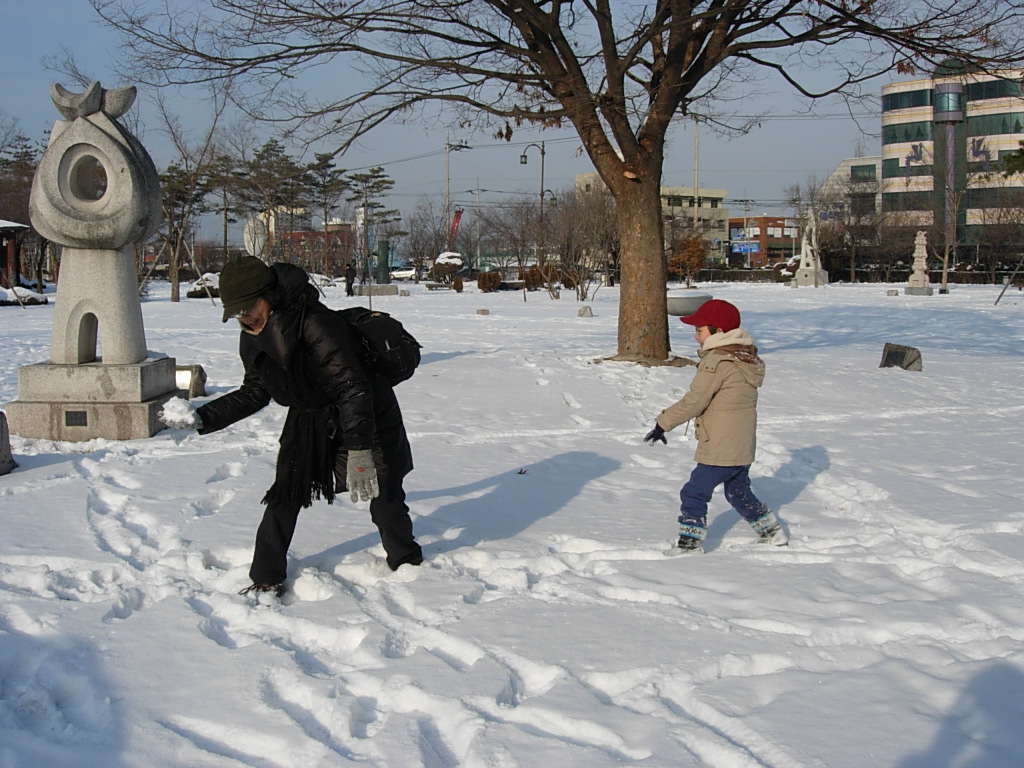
3, 0, 879, 226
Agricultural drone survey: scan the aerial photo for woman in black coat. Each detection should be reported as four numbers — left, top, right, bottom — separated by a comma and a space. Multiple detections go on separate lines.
179, 257, 422, 596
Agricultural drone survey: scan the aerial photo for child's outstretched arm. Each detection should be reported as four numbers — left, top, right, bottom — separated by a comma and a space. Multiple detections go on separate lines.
655, 364, 720, 434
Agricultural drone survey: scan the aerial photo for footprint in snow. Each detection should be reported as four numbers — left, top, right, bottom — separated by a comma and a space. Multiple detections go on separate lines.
631, 453, 665, 469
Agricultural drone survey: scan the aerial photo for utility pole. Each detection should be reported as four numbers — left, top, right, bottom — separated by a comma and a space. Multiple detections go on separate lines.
445, 134, 471, 251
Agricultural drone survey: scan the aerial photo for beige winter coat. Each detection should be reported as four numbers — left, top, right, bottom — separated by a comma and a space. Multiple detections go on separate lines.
656, 328, 765, 466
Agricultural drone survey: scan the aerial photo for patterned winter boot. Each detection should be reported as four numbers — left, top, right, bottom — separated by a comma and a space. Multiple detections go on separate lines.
676, 523, 707, 554
750, 509, 788, 546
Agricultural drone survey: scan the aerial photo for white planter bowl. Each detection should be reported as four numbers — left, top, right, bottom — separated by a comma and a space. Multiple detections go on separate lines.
666, 292, 712, 317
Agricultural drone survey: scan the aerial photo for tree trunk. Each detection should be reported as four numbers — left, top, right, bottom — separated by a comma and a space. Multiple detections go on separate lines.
170, 234, 181, 302
614, 179, 669, 361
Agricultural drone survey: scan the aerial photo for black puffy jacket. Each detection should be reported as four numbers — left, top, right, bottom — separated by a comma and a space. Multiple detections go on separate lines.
197, 264, 412, 505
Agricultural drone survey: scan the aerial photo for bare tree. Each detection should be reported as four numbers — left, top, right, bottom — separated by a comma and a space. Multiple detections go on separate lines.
819, 164, 882, 282
93, 0, 1024, 359
405, 198, 446, 282
154, 84, 231, 301
871, 211, 918, 281
478, 197, 538, 278
548, 186, 618, 300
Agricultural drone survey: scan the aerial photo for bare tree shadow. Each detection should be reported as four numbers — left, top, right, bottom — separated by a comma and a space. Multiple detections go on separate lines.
301, 450, 620, 568
705, 444, 829, 548
895, 662, 1024, 768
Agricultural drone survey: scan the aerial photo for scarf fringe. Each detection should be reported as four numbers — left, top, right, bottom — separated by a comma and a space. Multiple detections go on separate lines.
262, 409, 337, 509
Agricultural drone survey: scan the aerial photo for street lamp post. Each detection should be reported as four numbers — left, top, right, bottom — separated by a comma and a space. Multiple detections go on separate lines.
520, 141, 546, 265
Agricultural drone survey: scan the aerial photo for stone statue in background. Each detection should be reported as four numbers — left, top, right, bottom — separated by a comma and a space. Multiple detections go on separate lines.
30, 81, 161, 364
792, 209, 829, 287
906, 230, 934, 296
6, 82, 181, 441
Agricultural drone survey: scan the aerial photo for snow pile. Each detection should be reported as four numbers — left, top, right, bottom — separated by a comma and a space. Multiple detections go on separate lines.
0, 286, 47, 305
435, 251, 463, 266
1, 281, 1023, 767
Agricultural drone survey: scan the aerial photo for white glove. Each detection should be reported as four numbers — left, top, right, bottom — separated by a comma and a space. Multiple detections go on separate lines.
159, 397, 202, 430
346, 449, 379, 503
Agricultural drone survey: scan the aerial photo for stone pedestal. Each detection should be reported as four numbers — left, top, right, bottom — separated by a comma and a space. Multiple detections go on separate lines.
6, 357, 183, 441
792, 266, 829, 287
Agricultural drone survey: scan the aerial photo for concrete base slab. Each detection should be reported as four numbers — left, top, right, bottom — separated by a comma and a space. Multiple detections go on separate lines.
16, 357, 178, 403
354, 284, 399, 296
905, 286, 934, 296
792, 269, 829, 287
6, 390, 185, 441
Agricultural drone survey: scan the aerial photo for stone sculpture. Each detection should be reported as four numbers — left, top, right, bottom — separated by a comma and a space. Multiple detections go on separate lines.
906, 230, 934, 296
5, 82, 181, 441
792, 210, 829, 287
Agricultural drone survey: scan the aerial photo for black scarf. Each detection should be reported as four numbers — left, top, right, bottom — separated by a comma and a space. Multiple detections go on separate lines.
261, 408, 338, 509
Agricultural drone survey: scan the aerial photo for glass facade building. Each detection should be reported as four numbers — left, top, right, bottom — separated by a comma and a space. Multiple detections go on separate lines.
880, 67, 1024, 244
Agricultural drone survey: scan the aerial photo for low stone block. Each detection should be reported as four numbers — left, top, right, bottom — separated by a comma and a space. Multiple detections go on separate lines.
6, 392, 184, 441
880, 343, 923, 372
354, 284, 400, 296
578, 306, 594, 317
905, 286, 934, 296
176, 364, 207, 398
476, 309, 490, 315
15, 357, 178, 403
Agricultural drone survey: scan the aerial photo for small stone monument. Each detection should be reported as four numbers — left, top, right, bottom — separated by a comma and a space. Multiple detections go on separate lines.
5, 82, 181, 441
0, 412, 17, 475
792, 211, 829, 287
905, 231, 934, 296
880, 343, 923, 372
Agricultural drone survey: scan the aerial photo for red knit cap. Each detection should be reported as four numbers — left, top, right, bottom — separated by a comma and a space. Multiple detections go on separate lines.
680, 299, 741, 332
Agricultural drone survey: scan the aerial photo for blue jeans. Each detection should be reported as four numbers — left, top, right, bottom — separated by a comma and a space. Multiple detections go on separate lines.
678, 464, 767, 539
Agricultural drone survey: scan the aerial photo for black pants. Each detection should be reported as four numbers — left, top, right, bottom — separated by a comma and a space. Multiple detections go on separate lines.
249, 471, 422, 584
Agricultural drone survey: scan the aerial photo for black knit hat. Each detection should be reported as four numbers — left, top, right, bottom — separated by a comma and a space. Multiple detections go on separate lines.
219, 256, 276, 322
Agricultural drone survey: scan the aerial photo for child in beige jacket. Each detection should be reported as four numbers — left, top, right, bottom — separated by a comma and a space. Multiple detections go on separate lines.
644, 299, 787, 553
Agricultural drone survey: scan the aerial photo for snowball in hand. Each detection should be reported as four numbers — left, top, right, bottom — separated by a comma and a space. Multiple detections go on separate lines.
159, 397, 199, 429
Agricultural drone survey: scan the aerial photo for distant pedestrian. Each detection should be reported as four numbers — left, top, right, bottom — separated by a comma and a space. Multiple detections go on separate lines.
344, 263, 356, 297
643, 299, 787, 552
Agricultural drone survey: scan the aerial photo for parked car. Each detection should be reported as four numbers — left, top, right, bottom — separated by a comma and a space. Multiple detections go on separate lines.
390, 265, 417, 281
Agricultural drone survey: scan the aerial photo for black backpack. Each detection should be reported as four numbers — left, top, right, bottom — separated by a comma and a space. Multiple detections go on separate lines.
336, 307, 422, 386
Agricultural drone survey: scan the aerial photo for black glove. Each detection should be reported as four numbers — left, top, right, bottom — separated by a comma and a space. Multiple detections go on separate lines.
643, 424, 667, 445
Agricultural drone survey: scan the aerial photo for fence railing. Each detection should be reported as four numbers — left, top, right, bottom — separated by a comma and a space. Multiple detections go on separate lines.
695, 268, 1020, 285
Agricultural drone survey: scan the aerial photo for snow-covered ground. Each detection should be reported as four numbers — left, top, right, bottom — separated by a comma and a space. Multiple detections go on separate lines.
2, 279, 1023, 768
